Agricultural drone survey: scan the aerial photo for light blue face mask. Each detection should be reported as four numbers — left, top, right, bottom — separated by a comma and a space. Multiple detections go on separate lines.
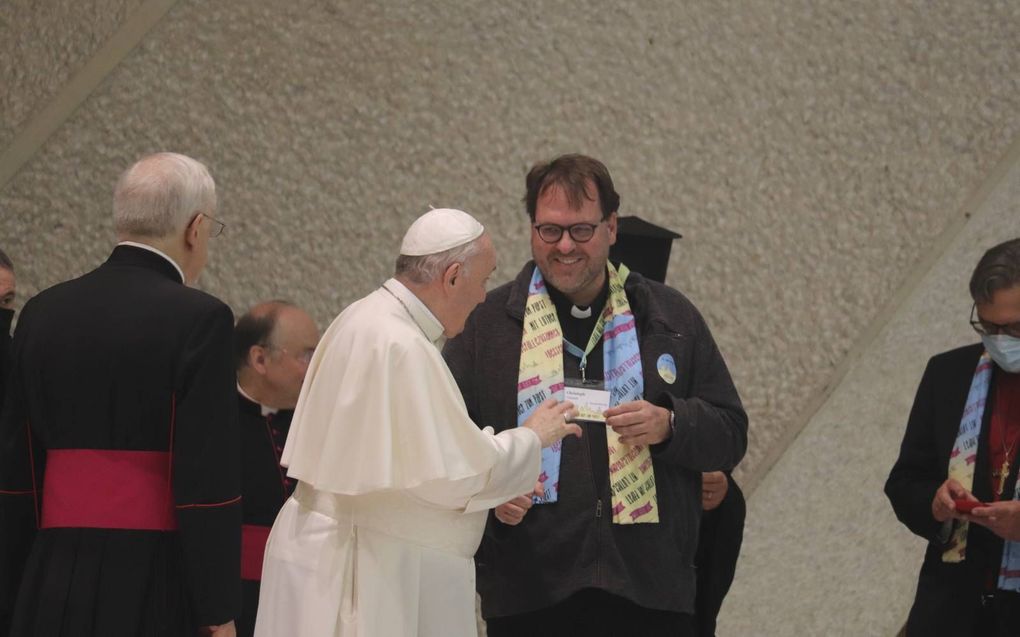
983, 334, 1020, 373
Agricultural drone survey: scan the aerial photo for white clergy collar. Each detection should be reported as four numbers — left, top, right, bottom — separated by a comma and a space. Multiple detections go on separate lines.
570, 305, 593, 319
237, 382, 279, 416
382, 279, 445, 346
117, 241, 186, 284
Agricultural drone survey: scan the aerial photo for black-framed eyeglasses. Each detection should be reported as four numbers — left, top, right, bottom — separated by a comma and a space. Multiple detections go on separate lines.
533, 222, 602, 244
202, 212, 226, 238
970, 303, 1020, 338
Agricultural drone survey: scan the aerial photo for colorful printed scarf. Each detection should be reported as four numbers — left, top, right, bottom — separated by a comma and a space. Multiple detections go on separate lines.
943, 352, 1020, 591
516, 263, 658, 524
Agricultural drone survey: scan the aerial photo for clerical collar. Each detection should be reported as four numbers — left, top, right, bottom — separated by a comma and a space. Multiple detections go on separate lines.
117, 241, 186, 284
546, 278, 610, 325
545, 277, 610, 351
237, 383, 279, 416
381, 279, 445, 346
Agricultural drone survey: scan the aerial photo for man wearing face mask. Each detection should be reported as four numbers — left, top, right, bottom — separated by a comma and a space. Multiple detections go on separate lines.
0, 249, 15, 416
887, 237, 1020, 635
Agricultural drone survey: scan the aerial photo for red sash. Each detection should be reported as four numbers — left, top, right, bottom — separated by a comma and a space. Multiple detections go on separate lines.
41, 449, 178, 530
241, 524, 271, 581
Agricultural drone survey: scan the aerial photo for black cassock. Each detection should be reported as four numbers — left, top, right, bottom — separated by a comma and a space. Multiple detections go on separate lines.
694, 474, 746, 637
0, 306, 13, 415
236, 393, 294, 637
0, 245, 241, 636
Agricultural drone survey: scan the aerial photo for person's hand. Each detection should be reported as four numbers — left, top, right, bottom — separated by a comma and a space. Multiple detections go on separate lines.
702, 471, 728, 511
495, 481, 544, 526
522, 399, 581, 448
604, 400, 671, 446
199, 621, 236, 637
931, 478, 975, 522
968, 501, 1020, 541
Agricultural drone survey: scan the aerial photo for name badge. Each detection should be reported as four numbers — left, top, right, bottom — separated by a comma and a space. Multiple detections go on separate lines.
564, 379, 611, 423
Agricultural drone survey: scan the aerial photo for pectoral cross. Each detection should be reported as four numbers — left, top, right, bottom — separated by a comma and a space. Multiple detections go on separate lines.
996, 458, 1011, 497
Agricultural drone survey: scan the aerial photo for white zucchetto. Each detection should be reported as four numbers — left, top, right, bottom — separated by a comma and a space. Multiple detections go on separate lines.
399, 208, 484, 256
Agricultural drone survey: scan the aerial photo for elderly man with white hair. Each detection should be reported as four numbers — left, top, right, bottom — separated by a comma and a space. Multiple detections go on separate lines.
0, 152, 240, 637
255, 208, 581, 637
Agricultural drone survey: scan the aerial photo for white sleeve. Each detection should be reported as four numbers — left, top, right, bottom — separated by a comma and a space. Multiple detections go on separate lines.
409, 427, 541, 513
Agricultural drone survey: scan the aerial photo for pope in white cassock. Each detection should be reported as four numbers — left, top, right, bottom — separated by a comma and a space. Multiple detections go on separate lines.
254, 208, 581, 637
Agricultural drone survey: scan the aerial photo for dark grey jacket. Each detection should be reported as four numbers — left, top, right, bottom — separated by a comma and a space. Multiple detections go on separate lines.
444, 262, 747, 618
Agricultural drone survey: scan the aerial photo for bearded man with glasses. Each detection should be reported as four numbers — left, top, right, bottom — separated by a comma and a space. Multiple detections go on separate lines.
444, 154, 748, 636
888, 237, 1020, 635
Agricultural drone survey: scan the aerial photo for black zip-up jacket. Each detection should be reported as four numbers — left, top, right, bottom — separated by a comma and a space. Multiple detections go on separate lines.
443, 261, 747, 618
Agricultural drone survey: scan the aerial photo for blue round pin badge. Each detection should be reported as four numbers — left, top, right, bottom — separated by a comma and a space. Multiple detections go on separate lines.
657, 353, 677, 384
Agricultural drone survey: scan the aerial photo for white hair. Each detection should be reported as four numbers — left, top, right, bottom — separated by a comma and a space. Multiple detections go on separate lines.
394, 236, 485, 284
113, 152, 216, 238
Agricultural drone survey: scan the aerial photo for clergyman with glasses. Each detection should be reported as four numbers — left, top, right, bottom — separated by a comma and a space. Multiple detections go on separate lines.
0, 152, 240, 637
443, 153, 748, 636
232, 300, 319, 637
887, 237, 1020, 635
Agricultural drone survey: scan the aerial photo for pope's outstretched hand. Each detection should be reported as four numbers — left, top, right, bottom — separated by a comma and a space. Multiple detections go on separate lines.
522, 399, 581, 448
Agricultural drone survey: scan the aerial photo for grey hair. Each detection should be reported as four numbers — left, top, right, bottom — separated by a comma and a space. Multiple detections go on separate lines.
970, 238, 1020, 304
113, 152, 217, 239
394, 236, 484, 285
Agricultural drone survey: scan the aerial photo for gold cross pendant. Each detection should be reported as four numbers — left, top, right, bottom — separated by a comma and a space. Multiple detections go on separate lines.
998, 458, 1011, 498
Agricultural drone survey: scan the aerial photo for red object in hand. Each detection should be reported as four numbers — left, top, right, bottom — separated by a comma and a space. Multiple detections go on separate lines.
954, 499, 989, 514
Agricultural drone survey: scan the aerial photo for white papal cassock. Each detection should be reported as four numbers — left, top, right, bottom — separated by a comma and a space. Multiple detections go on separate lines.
254, 279, 541, 637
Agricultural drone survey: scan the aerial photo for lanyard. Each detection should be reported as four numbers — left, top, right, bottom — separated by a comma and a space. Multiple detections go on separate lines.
562, 305, 608, 382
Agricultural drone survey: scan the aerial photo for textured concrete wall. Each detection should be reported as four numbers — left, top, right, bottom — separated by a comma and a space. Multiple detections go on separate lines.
719, 139, 1020, 636
3, 1, 1018, 490
1, 6, 1019, 629
0, 0, 144, 150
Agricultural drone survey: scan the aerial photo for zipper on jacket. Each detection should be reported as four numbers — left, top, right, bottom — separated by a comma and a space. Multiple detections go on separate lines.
581, 431, 603, 586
